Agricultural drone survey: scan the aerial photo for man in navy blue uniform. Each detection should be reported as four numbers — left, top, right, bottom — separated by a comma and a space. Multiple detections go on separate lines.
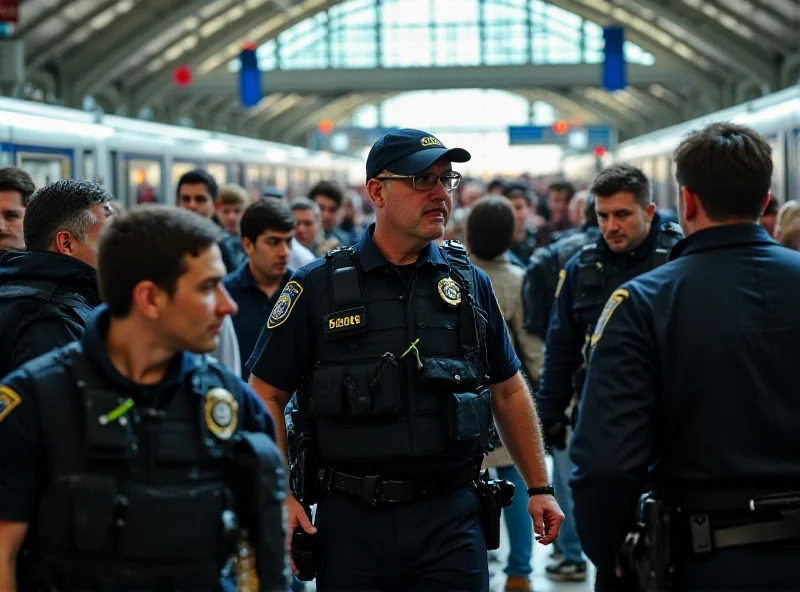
536, 164, 682, 583
224, 198, 295, 376
0, 207, 288, 591
571, 122, 800, 591
248, 128, 563, 591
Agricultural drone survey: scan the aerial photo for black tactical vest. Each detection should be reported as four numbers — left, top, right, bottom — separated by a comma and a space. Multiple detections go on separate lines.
523, 226, 601, 339
573, 222, 683, 331
20, 344, 261, 591
297, 241, 492, 464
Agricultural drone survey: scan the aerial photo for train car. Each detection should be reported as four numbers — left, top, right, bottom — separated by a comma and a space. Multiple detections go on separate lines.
0, 97, 362, 208
559, 85, 800, 208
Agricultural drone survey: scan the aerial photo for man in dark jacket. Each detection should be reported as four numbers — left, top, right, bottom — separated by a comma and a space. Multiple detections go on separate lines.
0, 180, 113, 378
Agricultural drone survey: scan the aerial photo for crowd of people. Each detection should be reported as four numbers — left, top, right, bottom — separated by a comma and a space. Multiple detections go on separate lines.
0, 121, 797, 592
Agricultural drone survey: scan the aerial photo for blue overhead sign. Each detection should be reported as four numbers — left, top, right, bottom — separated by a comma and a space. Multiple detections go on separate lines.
508, 124, 616, 149
239, 47, 262, 108
603, 26, 627, 92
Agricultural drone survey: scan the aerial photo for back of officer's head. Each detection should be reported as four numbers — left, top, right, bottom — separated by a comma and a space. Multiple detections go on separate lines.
97, 206, 222, 318
466, 196, 515, 261
674, 122, 772, 221
24, 180, 112, 261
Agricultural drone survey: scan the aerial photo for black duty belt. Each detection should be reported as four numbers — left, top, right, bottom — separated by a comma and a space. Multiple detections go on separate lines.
318, 463, 478, 506
682, 509, 800, 554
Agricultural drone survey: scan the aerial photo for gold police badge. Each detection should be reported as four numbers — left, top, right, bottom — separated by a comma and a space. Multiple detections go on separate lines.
437, 277, 461, 306
590, 288, 629, 346
205, 388, 238, 440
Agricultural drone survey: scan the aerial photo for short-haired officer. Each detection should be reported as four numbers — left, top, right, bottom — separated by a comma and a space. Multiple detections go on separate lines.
248, 129, 563, 591
537, 164, 682, 582
0, 206, 288, 591
572, 122, 800, 591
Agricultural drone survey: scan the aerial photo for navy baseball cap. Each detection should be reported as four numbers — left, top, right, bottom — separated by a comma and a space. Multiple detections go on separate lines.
366, 128, 471, 183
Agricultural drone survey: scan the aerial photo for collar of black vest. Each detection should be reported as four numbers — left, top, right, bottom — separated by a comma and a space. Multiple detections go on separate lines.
670, 222, 773, 259
356, 223, 450, 273
81, 304, 193, 397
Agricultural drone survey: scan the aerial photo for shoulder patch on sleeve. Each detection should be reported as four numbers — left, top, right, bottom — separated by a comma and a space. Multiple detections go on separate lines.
554, 269, 567, 298
267, 280, 303, 329
0, 385, 22, 423
590, 288, 629, 346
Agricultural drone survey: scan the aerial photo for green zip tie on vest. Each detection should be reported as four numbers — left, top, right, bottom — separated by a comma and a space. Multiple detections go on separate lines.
400, 338, 424, 370
99, 398, 135, 425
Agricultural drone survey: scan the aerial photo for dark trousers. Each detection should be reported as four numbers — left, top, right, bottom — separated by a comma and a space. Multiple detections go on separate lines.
315, 486, 489, 592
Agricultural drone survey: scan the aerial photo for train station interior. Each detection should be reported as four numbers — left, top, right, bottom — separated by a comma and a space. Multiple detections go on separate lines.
1, 1, 800, 591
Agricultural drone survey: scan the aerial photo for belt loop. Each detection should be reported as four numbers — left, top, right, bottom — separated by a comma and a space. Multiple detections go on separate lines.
362, 475, 380, 506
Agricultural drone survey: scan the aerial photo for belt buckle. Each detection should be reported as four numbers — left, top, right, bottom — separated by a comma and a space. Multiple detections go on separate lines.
361, 475, 381, 506
319, 468, 333, 495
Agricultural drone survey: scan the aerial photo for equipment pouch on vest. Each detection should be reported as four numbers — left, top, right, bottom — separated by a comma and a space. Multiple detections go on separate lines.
443, 392, 482, 441
37, 475, 118, 553
311, 355, 401, 417
117, 483, 233, 560
83, 389, 138, 461
418, 357, 480, 391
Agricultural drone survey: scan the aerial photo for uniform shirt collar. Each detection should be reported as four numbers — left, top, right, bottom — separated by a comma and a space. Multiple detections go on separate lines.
357, 223, 450, 273
670, 222, 773, 259
82, 304, 189, 395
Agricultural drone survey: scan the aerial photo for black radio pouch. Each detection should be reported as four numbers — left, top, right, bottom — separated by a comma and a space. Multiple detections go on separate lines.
476, 471, 515, 550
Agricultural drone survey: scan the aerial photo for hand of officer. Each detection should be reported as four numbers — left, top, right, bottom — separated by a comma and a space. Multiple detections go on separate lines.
542, 419, 568, 451
286, 495, 317, 576
529, 494, 564, 546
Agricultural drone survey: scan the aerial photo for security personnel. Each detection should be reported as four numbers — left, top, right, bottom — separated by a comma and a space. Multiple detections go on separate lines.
248, 129, 563, 591
0, 207, 288, 592
522, 194, 600, 341
536, 164, 682, 582
571, 123, 800, 591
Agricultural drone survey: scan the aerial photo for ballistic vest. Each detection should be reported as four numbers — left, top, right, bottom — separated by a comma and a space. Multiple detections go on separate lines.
297, 240, 492, 464
20, 343, 274, 591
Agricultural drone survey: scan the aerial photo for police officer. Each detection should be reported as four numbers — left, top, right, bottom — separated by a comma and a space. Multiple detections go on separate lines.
0, 180, 114, 378
571, 123, 800, 591
0, 207, 288, 591
522, 193, 600, 342
248, 128, 563, 591
536, 164, 682, 583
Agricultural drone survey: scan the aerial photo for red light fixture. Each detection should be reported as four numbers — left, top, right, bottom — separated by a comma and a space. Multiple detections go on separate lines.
172, 65, 192, 88
593, 145, 607, 158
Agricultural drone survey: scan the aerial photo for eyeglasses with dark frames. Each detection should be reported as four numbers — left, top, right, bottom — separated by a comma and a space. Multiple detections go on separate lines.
375, 172, 462, 191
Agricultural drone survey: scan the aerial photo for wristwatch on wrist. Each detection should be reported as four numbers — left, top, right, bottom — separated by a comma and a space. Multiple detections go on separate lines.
527, 486, 555, 497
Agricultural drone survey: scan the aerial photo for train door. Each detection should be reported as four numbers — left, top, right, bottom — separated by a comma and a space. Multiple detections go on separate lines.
13, 146, 73, 187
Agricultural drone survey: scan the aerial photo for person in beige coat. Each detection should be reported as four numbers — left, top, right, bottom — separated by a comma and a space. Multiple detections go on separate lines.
466, 196, 544, 592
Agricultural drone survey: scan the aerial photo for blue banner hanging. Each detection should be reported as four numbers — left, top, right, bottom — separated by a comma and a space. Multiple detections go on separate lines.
603, 26, 627, 92
239, 47, 262, 108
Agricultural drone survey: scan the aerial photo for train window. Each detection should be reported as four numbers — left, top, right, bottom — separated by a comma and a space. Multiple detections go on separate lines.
126, 159, 161, 207
246, 165, 261, 199
207, 163, 227, 185
17, 152, 71, 187
274, 167, 288, 192
172, 162, 199, 188
229, 162, 243, 186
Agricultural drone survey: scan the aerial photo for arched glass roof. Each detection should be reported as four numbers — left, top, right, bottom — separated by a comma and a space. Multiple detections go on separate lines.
228, 0, 655, 72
